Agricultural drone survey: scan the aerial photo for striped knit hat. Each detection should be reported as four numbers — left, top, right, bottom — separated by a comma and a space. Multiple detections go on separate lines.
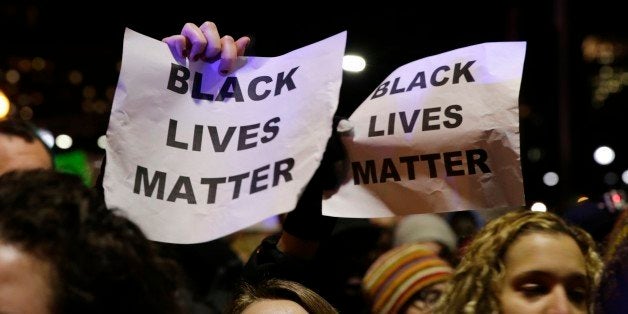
362, 243, 453, 313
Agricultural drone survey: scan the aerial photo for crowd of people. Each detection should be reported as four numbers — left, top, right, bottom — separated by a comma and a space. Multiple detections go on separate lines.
0, 21, 625, 313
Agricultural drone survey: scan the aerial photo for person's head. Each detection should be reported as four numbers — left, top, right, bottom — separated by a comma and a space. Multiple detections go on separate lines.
0, 119, 53, 175
228, 279, 337, 314
393, 214, 458, 264
0, 170, 183, 314
436, 210, 603, 314
362, 243, 454, 314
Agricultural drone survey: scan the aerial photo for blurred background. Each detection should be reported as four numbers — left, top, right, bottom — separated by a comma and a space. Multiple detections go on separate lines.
0, 0, 625, 213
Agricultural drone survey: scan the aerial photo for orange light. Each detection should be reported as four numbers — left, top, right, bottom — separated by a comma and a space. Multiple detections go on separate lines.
0, 90, 10, 119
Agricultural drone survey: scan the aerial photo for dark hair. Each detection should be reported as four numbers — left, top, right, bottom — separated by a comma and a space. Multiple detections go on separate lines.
228, 279, 338, 314
0, 118, 54, 166
0, 118, 39, 142
0, 170, 184, 314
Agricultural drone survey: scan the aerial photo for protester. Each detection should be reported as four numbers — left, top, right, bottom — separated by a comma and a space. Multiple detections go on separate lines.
101, 20, 341, 312
0, 118, 53, 175
0, 170, 185, 314
161, 21, 470, 314
435, 210, 603, 314
227, 278, 337, 314
362, 243, 454, 314
96, 20, 344, 312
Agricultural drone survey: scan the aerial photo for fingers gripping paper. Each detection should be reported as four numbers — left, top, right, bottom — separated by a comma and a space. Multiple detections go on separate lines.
104, 29, 346, 243
323, 42, 526, 218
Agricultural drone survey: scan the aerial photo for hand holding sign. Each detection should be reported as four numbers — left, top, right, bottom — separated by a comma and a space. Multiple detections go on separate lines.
162, 21, 250, 74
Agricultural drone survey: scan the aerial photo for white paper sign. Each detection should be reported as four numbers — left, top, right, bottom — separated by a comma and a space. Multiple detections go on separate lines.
104, 28, 346, 243
323, 42, 526, 217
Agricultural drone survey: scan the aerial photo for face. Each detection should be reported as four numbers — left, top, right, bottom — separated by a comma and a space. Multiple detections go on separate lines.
403, 282, 448, 314
241, 299, 308, 314
0, 241, 53, 314
498, 232, 588, 314
0, 134, 52, 175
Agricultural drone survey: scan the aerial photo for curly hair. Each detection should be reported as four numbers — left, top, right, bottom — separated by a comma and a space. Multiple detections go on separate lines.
227, 279, 338, 314
0, 170, 184, 314
434, 210, 603, 314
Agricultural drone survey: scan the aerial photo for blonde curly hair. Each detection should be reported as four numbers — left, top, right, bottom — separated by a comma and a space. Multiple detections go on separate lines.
434, 210, 603, 314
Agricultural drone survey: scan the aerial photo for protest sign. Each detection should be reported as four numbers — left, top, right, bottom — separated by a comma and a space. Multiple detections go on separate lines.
105, 28, 346, 243
323, 42, 526, 217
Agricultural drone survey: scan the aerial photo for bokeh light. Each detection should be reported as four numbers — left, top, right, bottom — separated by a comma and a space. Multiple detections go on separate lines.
342, 55, 366, 72
36, 128, 55, 148
5, 70, 20, 84
527, 147, 542, 162
593, 146, 615, 165
55, 134, 73, 149
0, 90, 10, 119
576, 196, 589, 203
97, 135, 107, 149
543, 172, 559, 186
531, 202, 547, 212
